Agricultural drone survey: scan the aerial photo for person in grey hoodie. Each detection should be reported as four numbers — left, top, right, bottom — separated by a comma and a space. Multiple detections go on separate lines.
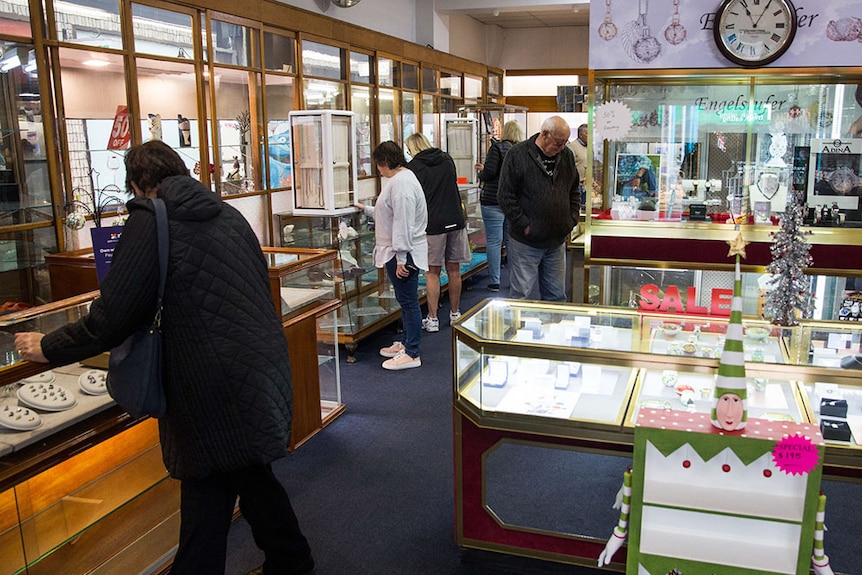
497, 115, 580, 301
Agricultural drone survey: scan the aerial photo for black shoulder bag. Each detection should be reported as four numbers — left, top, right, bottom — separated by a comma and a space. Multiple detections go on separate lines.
106, 198, 168, 418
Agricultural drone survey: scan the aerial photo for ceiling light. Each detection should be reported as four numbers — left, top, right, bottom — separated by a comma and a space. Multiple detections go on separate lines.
83, 59, 110, 67
0, 54, 20, 71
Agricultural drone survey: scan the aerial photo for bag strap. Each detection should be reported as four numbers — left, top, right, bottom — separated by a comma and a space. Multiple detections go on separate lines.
152, 198, 169, 303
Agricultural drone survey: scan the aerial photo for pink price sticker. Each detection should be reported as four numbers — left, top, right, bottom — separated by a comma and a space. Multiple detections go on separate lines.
772, 433, 820, 476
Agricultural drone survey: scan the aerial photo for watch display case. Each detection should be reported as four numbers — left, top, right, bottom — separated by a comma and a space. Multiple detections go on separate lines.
288, 110, 357, 216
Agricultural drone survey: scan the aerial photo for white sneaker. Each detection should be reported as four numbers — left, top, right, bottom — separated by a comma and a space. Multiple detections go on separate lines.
382, 351, 421, 370
422, 316, 440, 332
449, 311, 461, 323
380, 341, 405, 358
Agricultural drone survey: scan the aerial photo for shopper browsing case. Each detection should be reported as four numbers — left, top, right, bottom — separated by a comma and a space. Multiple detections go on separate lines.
14, 141, 314, 575
405, 132, 471, 332
476, 120, 523, 292
497, 115, 580, 302
355, 140, 428, 370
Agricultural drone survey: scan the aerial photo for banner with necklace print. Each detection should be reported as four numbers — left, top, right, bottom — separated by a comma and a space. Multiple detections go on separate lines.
590, 0, 858, 70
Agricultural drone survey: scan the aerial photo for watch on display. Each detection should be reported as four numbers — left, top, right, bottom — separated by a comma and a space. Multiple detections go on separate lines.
713, 0, 798, 67
817, 166, 861, 194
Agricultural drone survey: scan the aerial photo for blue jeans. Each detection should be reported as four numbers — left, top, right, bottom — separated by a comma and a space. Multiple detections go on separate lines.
481, 204, 508, 285
385, 257, 421, 358
507, 238, 567, 302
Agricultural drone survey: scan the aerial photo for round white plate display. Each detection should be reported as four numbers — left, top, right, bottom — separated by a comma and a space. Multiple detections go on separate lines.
0, 402, 42, 431
20, 371, 55, 385
78, 369, 108, 396
17, 382, 77, 411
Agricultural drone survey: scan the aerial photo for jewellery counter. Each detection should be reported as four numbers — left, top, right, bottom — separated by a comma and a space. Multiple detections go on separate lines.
0, 248, 341, 574
452, 298, 862, 568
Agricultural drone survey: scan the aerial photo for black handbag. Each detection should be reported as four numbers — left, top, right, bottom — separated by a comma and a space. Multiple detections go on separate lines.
106, 198, 168, 418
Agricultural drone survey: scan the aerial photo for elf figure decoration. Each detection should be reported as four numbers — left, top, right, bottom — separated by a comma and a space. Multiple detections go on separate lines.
596, 231, 838, 574
712, 231, 749, 431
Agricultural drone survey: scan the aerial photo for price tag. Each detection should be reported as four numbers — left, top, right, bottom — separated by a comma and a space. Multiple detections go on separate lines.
107, 105, 131, 150
772, 433, 820, 476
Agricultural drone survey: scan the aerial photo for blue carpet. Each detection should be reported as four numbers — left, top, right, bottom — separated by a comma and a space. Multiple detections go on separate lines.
225, 265, 862, 575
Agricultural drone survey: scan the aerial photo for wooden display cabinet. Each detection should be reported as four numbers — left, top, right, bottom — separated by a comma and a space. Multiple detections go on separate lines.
0, 295, 179, 575
43, 246, 343, 450
261, 247, 344, 449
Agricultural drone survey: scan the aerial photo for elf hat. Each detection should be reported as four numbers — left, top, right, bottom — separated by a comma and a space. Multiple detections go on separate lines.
711, 252, 748, 431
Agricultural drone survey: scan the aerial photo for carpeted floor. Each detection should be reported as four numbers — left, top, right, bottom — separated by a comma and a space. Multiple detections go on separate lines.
224, 265, 862, 575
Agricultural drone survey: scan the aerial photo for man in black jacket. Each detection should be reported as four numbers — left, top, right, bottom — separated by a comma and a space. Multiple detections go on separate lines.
497, 116, 579, 301
406, 133, 471, 331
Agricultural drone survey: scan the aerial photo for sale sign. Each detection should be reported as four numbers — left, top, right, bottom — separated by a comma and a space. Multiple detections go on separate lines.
107, 105, 131, 150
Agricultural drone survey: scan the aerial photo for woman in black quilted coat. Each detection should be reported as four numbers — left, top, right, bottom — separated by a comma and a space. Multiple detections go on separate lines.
14, 141, 314, 575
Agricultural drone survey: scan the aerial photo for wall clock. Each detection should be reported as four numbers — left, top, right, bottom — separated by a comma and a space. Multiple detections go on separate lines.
713, 0, 798, 67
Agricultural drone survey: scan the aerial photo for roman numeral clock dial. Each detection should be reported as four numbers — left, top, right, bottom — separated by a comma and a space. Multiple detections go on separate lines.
713, 0, 798, 67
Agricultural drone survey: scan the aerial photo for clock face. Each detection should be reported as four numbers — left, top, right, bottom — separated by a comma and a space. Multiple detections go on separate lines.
713, 0, 798, 67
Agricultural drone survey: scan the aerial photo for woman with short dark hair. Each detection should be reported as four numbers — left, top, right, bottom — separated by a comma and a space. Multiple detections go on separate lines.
356, 141, 428, 370
16, 139, 314, 575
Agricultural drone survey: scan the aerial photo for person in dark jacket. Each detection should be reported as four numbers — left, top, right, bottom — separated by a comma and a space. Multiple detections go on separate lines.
14, 141, 314, 575
476, 120, 523, 292
406, 132, 471, 332
497, 115, 579, 301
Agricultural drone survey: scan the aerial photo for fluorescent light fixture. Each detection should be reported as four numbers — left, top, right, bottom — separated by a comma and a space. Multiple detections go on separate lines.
83, 59, 110, 67
0, 55, 20, 71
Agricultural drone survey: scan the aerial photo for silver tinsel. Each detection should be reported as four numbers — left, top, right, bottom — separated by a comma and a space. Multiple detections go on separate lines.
763, 189, 814, 326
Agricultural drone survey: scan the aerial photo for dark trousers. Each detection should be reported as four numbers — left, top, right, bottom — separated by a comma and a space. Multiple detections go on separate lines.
172, 463, 313, 575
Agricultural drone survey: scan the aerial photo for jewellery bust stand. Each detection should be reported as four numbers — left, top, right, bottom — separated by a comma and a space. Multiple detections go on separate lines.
749, 171, 788, 213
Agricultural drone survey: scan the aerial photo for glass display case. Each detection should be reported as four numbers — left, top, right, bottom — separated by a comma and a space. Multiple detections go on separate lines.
453, 298, 862, 457
443, 117, 477, 187
260, 247, 344, 448
275, 210, 488, 362
585, 73, 862, 317
455, 300, 640, 431
453, 298, 859, 569
0, 294, 178, 575
289, 110, 357, 216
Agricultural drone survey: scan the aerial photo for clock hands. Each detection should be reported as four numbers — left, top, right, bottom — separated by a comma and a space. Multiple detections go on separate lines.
752, 0, 773, 28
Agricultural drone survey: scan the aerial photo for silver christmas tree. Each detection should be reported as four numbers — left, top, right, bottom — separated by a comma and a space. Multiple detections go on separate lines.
764, 188, 814, 325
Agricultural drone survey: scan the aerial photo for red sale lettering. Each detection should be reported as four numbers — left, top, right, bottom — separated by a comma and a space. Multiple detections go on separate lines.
659, 285, 684, 313
686, 286, 709, 314
639, 284, 661, 310
637, 284, 733, 317
710, 288, 733, 317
